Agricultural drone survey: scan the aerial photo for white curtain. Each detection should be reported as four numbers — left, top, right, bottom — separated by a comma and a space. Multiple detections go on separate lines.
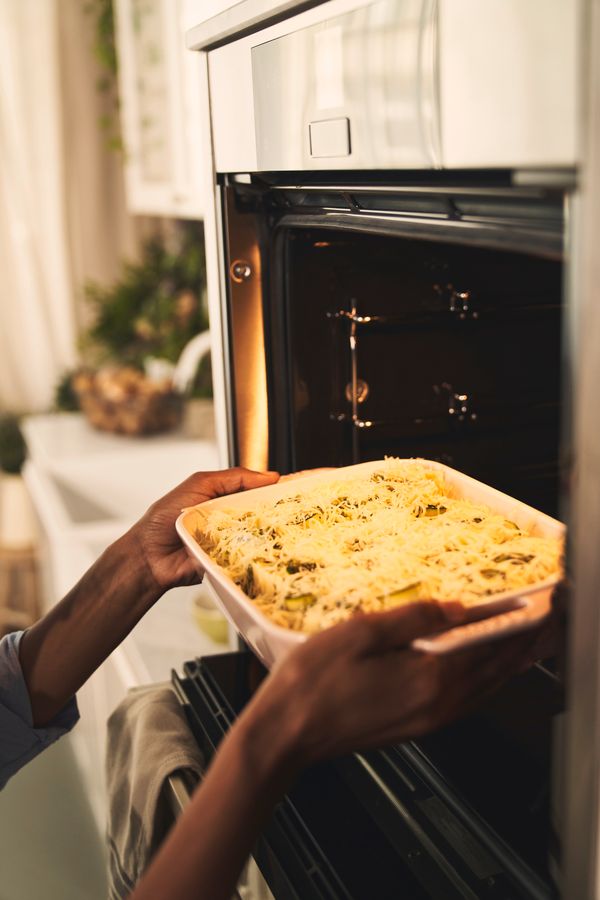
0, 0, 76, 411
0, 0, 141, 413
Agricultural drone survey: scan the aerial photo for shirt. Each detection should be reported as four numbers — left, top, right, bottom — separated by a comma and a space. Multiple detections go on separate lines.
0, 630, 79, 789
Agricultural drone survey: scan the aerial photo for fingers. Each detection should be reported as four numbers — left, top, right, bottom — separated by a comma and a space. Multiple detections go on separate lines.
456, 628, 540, 678
176, 467, 280, 505
202, 467, 280, 498
354, 632, 536, 745
430, 629, 540, 718
329, 600, 467, 656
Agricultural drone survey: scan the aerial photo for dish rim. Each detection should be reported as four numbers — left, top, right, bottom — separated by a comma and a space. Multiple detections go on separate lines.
176, 458, 565, 660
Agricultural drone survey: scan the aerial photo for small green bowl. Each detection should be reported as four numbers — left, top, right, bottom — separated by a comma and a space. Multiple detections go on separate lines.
192, 593, 229, 644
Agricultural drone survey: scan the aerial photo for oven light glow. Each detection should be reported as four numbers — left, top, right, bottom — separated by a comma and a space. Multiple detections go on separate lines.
313, 241, 331, 247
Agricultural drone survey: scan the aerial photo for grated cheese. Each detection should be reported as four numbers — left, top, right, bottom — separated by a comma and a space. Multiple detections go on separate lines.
192, 460, 563, 634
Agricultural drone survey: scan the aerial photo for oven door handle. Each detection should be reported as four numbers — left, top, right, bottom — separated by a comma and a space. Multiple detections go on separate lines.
165, 770, 196, 817
165, 771, 256, 900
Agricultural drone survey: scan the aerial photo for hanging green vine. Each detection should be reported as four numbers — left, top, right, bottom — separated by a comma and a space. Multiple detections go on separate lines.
84, 0, 122, 152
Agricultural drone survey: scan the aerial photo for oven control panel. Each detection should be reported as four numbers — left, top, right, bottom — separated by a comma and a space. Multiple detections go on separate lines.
207, 0, 578, 173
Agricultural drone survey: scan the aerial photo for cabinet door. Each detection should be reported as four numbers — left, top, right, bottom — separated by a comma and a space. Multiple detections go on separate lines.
114, 0, 204, 217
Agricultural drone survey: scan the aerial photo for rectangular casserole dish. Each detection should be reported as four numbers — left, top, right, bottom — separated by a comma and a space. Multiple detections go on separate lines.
176, 460, 564, 668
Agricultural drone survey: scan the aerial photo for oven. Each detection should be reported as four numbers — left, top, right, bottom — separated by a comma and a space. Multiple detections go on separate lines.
175, 1, 600, 897
175, 178, 566, 899
221, 177, 564, 519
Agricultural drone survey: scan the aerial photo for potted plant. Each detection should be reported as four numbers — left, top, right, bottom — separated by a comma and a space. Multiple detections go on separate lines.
0, 415, 36, 550
62, 220, 212, 435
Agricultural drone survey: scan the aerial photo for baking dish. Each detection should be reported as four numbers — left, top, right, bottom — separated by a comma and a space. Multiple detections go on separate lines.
176, 460, 564, 667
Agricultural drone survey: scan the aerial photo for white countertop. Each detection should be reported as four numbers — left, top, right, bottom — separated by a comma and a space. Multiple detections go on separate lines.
23, 413, 232, 686
23, 411, 202, 464
23, 412, 220, 525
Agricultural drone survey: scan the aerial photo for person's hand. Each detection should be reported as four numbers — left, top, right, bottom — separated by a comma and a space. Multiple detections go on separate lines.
129, 467, 279, 594
241, 601, 541, 772
18, 467, 278, 729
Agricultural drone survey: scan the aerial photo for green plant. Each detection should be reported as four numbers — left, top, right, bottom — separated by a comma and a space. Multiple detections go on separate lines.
88, 0, 118, 78
54, 371, 81, 412
0, 415, 26, 475
84, 0, 122, 152
83, 221, 208, 370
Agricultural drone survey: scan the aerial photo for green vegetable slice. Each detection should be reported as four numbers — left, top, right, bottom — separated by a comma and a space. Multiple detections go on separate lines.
284, 593, 317, 611
242, 564, 255, 596
480, 568, 506, 579
286, 560, 317, 574
386, 582, 422, 603
415, 504, 447, 518
493, 553, 535, 564
424, 504, 447, 517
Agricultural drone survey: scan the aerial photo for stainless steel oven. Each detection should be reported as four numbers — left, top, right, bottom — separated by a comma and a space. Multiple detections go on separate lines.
181, 1, 600, 896
221, 175, 565, 520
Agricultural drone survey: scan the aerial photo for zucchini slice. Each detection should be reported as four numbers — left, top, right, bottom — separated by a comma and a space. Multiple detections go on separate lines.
284, 593, 317, 611
386, 582, 422, 604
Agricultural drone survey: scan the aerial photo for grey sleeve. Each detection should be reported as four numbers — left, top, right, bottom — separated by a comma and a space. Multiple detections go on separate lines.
0, 630, 79, 789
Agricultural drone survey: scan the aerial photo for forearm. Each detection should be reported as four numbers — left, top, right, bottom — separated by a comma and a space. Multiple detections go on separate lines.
132, 683, 300, 900
16, 467, 280, 729
19, 530, 160, 726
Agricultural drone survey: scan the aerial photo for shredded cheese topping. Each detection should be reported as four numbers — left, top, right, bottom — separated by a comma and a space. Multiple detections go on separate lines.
193, 459, 563, 634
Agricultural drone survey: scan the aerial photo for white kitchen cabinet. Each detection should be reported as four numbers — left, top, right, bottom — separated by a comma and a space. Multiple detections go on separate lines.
114, 0, 206, 217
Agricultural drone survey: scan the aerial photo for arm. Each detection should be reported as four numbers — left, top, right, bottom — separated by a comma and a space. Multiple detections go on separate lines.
14, 459, 543, 900
19, 467, 279, 727
132, 603, 541, 900
129, 684, 297, 900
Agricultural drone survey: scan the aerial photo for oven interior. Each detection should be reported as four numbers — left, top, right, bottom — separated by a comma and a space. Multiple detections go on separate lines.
209, 176, 568, 897
246, 180, 565, 520
282, 228, 562, 518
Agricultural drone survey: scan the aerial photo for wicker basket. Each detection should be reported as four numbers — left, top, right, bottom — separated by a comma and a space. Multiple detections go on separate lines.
73, 368, 183, 436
